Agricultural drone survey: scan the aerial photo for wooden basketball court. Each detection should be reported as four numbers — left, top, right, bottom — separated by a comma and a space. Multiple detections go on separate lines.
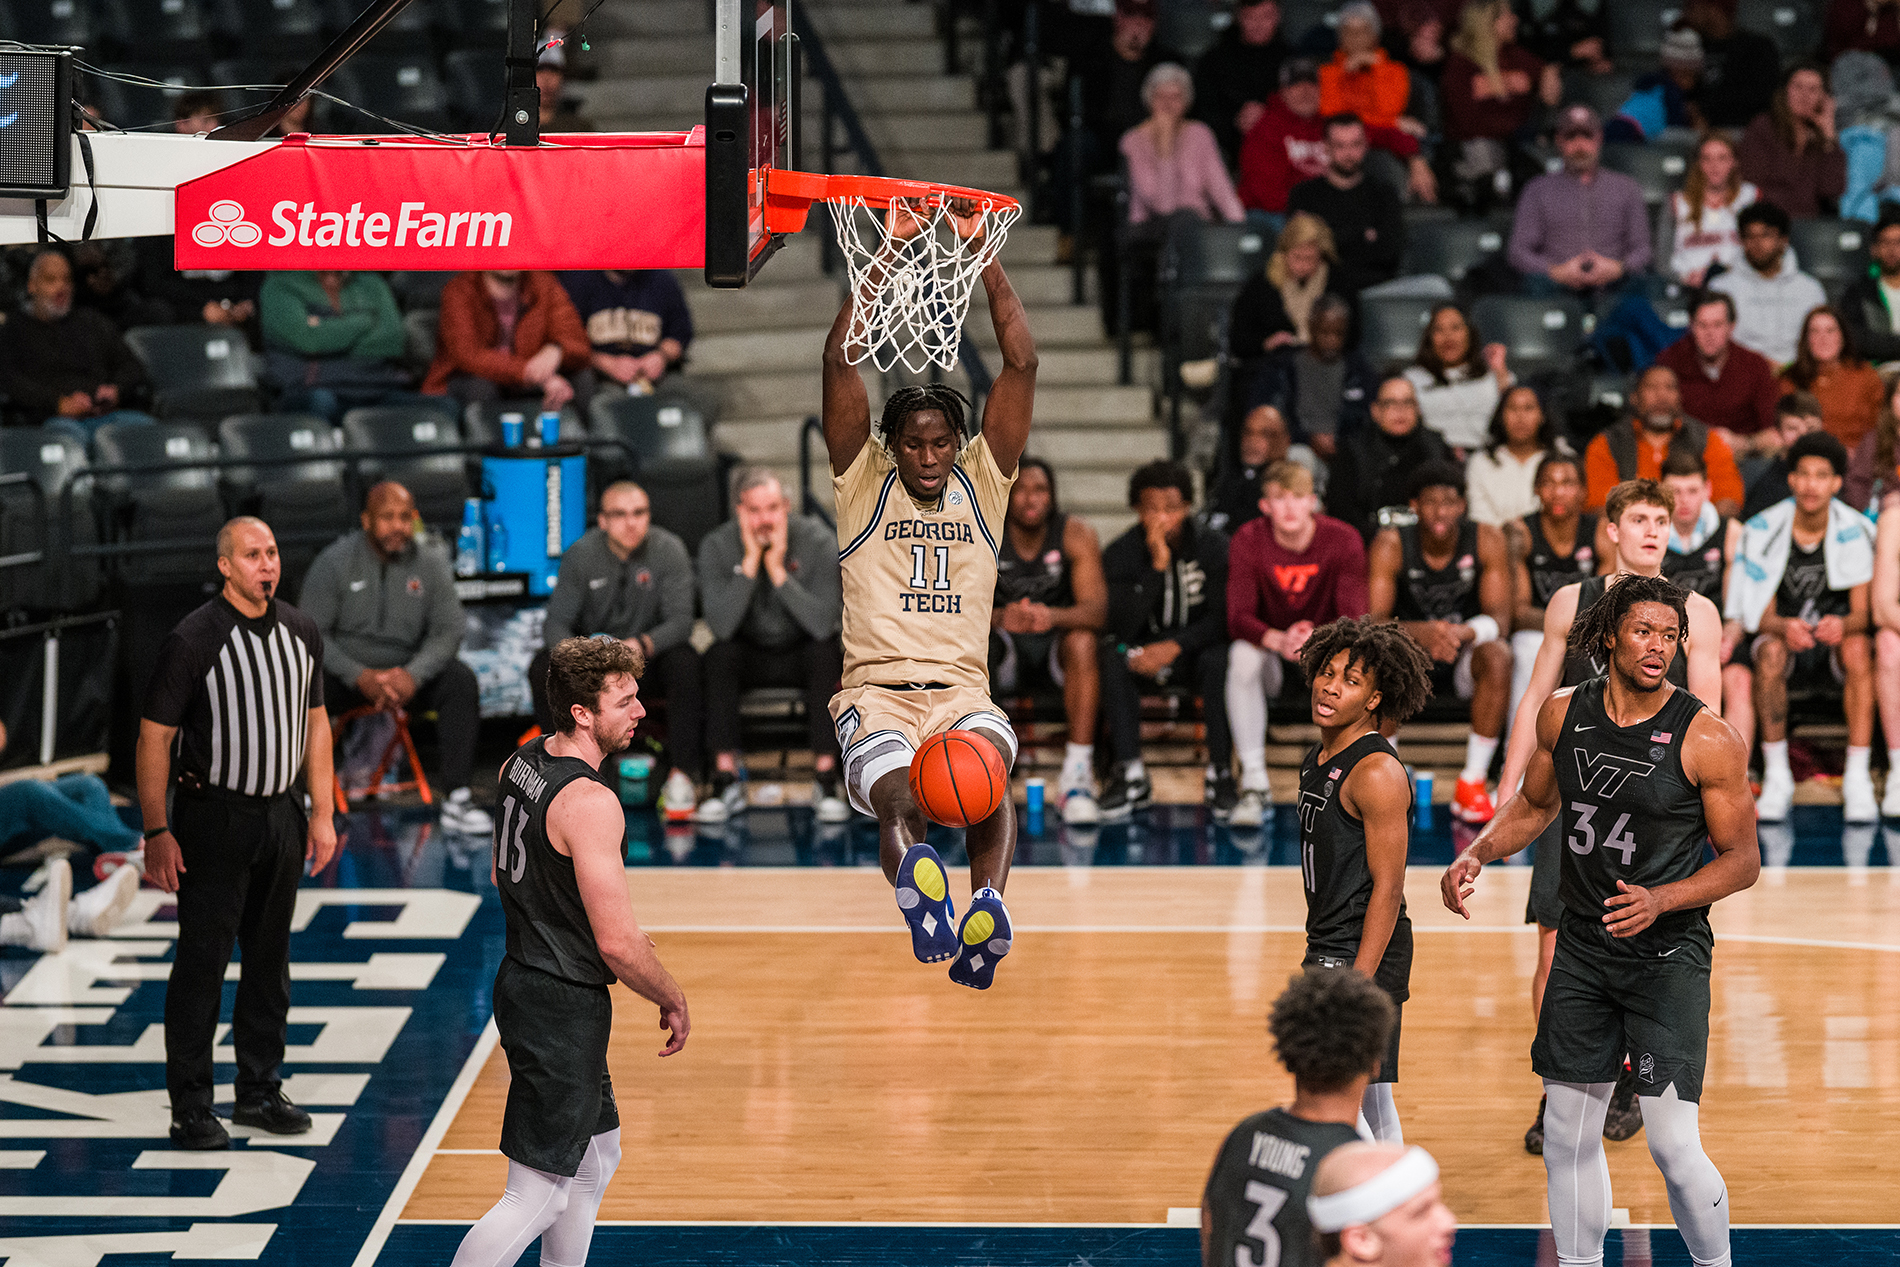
406, 867, 1900, 1228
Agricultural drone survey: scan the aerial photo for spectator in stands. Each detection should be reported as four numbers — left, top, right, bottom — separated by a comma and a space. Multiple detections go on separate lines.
990, 458, 1109, 825
1730, 431, 1879, 820
1224, 461, 1370, 825
1661, 449, 1741, 609
1738, 64, 1847, 218
1439, 0, 1561, 205
0, 721, 143, 863
530, 480, 704, 820
72, 240, 166, 331
0, 856, 138, 952
1680, 0, 1782, 129
1237, 58, 1431, 220
1585, 364, 1745, 516
697, 467, 847, 825
300, 481, 490, 835
1502, 450, 1595, 725
1839, 202, 1900, 363
1097, 460, 1233, 819
134, 237, 259, 341
1847, 372, 1900, 510
1192, 0, 1291, 165
423, 270, 591, 409
1710, 201, 1828, 366
1368, 459, 1513, 822
1827, 50, 1899, 222
264, 85, 315, 138
1507, 104, 1651, 296
260, 269, 427, 422
1512, 0, 1613, 73
1654, 290, 1784, 457
1287, 113, 1406, 294
1321, 3, 1426, 136
1743, 390, 1830, 517
1327, 374, 1454, 540
559, 270, 693, 397
1463, 383, 1566, 525
0, 250, 153, 445
537, 36, 594, 133
172, 90, 224, 135
1403, 302, 1511, 454
1056, 0, 1185, 239
1656, 133, 1757, 288
1604, 27, 1706, 143
1208, 403, 1328, 531
1827, 0, 1900, 66
1228, 213, 1337, 378
1248, 294, 1376, 462
1124, 64, 1246, 226
1779, 305, 1886, 453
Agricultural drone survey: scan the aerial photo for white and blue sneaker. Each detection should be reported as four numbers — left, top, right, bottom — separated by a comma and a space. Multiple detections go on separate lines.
895, 843, 959, 962
947, 887, 1012, 990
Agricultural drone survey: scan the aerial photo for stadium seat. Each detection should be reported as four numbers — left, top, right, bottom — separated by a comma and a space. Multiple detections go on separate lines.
1642, 275, 1697, 334
341, 407, 471, 534
218, 413, 350, 592
589, 395, 723, 554
404, 309, 440, 369
1788, 219, 1871, 295
1356, 294, 1440, 374
87, 64, 203, 132
1400, 219, 1510, 289
326, 0, 437, 50
0, 429, 102, 613
330, 53, 454, 132
234, 0, 326, 52
1278, 0, 1337, 46
90, 422, 225, 585
124, 325, 263, 423
449, 0, 512, 48
1737, 0, 1817, 62
444, 48, 504, 127
1599, 142, 1694, 206
16, 0, 100, 51
1562, 69, 1637, 122
117, 0, 227, 54
1607, 4, 1673, 60
1161, 219, 1271, 293
462, 402, 585, 448
1471, 294, 1589, 376
388, 270, 457, 313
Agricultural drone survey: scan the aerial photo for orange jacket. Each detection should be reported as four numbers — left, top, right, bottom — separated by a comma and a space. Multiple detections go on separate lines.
1318, 49, 1412, 131
423, 271, 590, 395
1778, 362, 1885, 452
1584, 418, 1745, 511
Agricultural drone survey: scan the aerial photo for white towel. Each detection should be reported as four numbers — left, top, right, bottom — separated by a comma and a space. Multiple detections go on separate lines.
1727, 498, 1877, 632
1669, 501, 1721, 555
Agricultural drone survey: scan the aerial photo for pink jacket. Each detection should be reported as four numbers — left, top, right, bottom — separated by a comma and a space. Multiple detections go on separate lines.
1120, 119, 1246, 225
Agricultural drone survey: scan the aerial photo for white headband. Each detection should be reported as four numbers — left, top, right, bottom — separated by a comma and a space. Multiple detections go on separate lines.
1307, 1147, 1440, 1232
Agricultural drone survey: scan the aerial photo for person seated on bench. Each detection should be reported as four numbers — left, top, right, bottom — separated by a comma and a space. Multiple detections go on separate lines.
1502, 451, 1596, 740
0, 722, 143, 947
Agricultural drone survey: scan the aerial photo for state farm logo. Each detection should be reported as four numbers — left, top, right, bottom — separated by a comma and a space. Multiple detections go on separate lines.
191, 200, 263, 248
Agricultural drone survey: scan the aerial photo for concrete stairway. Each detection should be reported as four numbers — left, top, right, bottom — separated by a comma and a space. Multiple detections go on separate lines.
572, 0, 1160, 539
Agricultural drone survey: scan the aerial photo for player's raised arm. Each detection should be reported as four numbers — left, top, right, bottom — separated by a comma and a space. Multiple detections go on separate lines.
821, 290, 872, 474
1444, 688, 1569, 916
976, 258, 1038, 477
1499, 584, 1580, 794
556, 779, 691, 1055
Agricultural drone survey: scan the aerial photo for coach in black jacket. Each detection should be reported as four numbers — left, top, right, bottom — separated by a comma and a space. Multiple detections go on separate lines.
1096, 460, 1232, 818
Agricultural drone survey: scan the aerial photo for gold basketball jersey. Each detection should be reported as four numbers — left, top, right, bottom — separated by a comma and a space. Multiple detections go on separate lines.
834, 434, 1014, 689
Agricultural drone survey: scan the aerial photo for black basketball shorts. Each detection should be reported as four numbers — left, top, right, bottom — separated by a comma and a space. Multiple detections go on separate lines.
494, 956, 620, 1176
1304, 951, 1406, 1086
1524, 818, 1563, 929
1531, 926, 1711, 1103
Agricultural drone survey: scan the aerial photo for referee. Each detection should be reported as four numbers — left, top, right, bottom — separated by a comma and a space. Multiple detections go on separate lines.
137, 516, 340, 1150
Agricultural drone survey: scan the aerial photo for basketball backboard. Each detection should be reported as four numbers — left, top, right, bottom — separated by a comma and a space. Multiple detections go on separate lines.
705, 0, 797, 288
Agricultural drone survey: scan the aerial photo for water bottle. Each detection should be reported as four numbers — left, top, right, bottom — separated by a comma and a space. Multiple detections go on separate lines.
485, 506, 509, 574
1413, 769, 1433, 829
454, 498, 484, 577
1025, 777, 1046, 836
617, 753, 654, 807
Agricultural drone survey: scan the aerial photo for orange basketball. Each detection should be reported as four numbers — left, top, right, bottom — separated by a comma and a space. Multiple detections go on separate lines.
909, 729, 1008, 827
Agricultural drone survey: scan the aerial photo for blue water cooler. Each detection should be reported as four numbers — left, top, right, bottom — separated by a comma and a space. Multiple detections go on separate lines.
481, 446, 587, 594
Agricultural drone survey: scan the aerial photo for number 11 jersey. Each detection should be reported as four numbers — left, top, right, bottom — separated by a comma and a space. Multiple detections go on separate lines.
1550, 678, 1712, 961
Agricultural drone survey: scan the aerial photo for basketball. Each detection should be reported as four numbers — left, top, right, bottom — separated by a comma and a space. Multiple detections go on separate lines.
909, 730, 1008, 827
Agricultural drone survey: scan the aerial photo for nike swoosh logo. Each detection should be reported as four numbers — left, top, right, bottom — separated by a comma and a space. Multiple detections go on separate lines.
1573, 724, 1594, 731
1660, 947, 1681, 957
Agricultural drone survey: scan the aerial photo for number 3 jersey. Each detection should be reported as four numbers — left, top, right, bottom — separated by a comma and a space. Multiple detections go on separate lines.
834, 434, 1014, 690
1203, 1108, 1362, 1267
1551, 678, 1713, 962
493, 736, 615, 986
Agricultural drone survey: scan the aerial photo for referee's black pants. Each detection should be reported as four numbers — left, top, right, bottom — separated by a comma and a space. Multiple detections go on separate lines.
164, 787, 305, 1117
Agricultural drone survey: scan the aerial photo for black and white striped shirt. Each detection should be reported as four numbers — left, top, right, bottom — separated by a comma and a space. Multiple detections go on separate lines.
143, 596, 326, 797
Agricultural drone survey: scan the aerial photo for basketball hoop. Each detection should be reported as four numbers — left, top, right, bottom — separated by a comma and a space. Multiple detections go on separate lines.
763, 171, 1021, 374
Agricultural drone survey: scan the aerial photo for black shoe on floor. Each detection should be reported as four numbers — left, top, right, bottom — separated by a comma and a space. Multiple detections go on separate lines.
1207, 772, 1239, 822
1524, 1094, 1546, 1155
1098, 770, 1153, 820
1602, 1064, 1644, 1141
232, 1091, 312, 1135
169, 1109, 230, 1150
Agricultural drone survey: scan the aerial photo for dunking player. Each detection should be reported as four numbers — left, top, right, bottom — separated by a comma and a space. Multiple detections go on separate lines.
821, 205, 1037, 990
1294, 617, 1435, 1143
1443, 575, 1758, 1267
451, 637, 690, 1267
1502, 478, 1723, 1152
1202, 969, 1398, 1267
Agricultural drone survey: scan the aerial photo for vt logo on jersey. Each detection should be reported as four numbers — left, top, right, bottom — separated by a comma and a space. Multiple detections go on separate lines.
1298, 790, 1329, 836
1572, 750, 1655, 797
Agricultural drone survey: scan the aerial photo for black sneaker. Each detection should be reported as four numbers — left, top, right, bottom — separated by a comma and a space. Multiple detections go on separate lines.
1602, 1064, 1644, 1141
1098, 770, 1153, 820
1207, 772, 1239, 822
169, 1109, 230, 1150
1524, 1094, 1546, 1155
232, 1091, 312, 1135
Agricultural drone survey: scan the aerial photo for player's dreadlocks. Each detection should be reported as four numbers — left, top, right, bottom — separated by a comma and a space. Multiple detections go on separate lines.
1268, 969, 1397, 1092
878, 384, 971, 446
1565, 573, 1689, 664
1297, 617, 1434, 724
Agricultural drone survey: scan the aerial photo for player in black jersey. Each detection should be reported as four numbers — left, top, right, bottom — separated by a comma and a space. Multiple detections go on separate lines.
1504, 453, 1597, 739
452, 637, 691, 1267
1659, 451, 1737, 608
1443, 575, 1758, 1267
1202, 969, 1397, 1267
1293, 617, 1434, 1144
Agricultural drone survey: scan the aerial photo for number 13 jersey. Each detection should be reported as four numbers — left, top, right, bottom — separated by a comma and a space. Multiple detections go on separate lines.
494, 736, 614, 986
1551, 678, 1712, 961
834, 434, 1013, 690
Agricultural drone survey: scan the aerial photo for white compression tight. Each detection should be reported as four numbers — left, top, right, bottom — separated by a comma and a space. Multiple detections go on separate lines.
450, 1129, 623, 1267
1508, 630, 1542, 744
1543, 1082, 1729, 1267
1356, 1083, 1403, 1144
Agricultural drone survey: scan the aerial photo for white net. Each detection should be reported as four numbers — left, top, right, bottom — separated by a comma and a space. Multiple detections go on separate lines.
829, 193, 1020, 373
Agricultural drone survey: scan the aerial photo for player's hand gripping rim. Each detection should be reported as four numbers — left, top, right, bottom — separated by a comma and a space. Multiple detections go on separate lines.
1441, 852, 1482, 920
1603, 880, 1664, 938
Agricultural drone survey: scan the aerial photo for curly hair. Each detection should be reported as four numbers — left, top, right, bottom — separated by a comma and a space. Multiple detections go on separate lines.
1268, 969, 1397, 1092
877, 384, 971, 447
547, 635, 646, 734
1565, 573, 1689, 666
1297, 617, 1435, 724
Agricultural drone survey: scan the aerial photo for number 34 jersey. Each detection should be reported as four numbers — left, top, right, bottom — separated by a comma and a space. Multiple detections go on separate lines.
493, 736, 615, 987
834, 434, 1014, 690
1551, 678, 1713, 962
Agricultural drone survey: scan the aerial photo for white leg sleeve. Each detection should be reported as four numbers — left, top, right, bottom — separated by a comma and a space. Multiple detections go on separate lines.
540, 1128, 623, 1267
1640, 1087, 1730, 1267
450, 1161, 572, 1267
1510, 630, 1543, 743
1543, 1080, 1615, 1267
1359, 1083, 1403, 1144
1226, 639, 1270, 786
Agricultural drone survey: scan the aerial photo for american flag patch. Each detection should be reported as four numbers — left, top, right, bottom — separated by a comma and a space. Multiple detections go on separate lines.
1651, 730, 1672, 743
1329, 767, 1343, 779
